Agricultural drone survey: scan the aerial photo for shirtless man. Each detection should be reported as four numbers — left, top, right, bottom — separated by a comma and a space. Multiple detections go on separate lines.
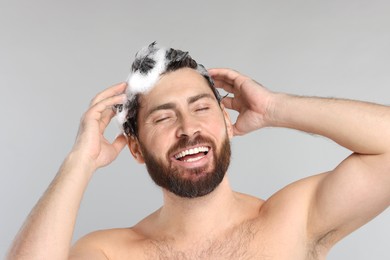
7, 43, 390, 259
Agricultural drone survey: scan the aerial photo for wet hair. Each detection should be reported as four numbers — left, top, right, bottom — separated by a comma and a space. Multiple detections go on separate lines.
116, 42, 222, 138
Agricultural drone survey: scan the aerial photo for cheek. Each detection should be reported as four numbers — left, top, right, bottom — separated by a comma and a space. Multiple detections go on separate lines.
142, 130, 173, 158
207, 115, 228, 136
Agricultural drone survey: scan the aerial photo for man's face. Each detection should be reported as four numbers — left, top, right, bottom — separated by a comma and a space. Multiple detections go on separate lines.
133, 68, 233, 198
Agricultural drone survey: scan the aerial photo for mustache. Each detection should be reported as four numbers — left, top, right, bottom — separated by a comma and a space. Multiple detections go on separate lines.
167, 135, 215, 156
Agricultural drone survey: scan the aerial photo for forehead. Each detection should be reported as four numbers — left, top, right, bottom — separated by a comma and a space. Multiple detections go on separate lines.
139, 68, 215, 109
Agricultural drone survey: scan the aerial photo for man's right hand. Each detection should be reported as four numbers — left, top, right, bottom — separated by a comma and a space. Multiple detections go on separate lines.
71, 82, 128, 171
7, 82, 129, 260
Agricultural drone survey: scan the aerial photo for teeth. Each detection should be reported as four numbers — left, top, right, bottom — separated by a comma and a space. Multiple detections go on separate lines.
184, 156, 204, 162
174, 146, 209, 159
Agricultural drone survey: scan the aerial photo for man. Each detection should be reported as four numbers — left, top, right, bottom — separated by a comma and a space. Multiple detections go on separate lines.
7, 43, 390, 259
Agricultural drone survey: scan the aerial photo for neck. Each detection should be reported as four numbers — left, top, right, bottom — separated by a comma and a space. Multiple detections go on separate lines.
155, 177, 242, 239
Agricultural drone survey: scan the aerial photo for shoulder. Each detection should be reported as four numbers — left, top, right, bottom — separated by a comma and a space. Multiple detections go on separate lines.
259, 173, 336, 242
253, 173, 333, 256
77, 227, 144, 242
263, 172, 327, 209
259, 173, 330, 222
70, 228, 146, 259
257, 172, 329, 233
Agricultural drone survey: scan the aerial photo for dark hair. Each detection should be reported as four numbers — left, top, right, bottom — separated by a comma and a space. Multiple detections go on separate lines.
122, 46, 222, 138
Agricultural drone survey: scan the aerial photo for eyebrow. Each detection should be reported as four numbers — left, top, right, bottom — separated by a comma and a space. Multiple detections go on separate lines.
146, 93, 214, 118
187, 93, 214, 104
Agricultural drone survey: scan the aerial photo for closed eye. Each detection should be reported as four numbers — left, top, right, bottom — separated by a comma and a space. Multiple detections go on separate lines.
195, 106, 210, 112
155, 117, 170, 123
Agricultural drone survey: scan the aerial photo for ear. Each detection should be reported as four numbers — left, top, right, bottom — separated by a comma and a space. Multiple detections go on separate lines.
220, 103, 234, 139
128, 136, 145, 164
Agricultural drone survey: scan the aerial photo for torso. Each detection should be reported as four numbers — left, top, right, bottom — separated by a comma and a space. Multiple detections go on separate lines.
74, 175, 333, 259
95, 212, 328, 260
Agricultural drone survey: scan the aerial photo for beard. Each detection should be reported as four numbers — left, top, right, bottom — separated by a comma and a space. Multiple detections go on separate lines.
139, 133, 231, 198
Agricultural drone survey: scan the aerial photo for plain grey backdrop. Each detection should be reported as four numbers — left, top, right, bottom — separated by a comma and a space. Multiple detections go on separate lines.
1, 0, 389, 258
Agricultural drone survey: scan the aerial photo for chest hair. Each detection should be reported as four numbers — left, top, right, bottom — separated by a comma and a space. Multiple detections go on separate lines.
144, 220, 268, 260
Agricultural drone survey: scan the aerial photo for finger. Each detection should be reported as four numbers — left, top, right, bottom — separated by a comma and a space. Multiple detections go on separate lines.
221, 96, 237, 111
98, 94, 128, 131
208, 68, 242, 85
112, 133, 127, 154
212, 78, 235, 94
208, 68, 236, 79
85, 94, 127, 123
90, 82, 127, 107
94, 93, 127, 113
232, 125, 242, 136
99, 108, 116, 132
209, 68, 250, 92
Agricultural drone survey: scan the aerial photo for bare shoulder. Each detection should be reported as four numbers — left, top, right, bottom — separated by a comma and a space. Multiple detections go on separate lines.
257, 173, 333, 255
263, 173, 327, 209
70, 227, 146, 259
259, 172, 329, 226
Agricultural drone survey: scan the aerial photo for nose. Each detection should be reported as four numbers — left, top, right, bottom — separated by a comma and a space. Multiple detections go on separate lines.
175, 114, 201, 138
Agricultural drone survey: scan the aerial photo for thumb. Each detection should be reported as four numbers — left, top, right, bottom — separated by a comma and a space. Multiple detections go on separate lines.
112, 133, 128, 154
232, 124, 243, 136
221, 96, 235, 111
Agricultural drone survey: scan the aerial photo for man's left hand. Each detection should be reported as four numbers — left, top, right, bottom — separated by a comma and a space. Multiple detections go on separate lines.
209, 68, 275, 136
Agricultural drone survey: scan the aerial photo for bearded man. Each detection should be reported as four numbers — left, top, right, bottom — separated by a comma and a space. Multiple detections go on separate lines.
8, 43, 390, 259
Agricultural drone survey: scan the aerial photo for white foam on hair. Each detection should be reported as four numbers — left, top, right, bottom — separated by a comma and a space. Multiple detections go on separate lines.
115, 106, 127, 130
126, 47, 167, 95
116, 44, 168, 130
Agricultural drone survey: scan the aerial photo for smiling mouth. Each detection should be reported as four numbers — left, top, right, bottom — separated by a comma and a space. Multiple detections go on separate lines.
173, 146, 210, 162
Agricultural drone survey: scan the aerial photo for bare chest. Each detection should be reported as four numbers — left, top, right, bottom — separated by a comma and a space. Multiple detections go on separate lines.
141, 221, 319, 260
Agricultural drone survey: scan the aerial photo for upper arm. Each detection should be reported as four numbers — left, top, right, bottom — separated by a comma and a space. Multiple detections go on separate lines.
308, 152, 390, 244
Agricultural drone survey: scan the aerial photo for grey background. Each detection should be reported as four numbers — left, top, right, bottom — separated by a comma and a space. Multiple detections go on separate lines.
1, 0, 389, 258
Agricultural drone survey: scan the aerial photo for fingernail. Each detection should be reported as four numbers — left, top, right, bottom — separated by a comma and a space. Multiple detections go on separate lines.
120, 93, 128, 101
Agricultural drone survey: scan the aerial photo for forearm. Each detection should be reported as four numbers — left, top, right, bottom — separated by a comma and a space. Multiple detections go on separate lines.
268, 93, 390, 155
7, 152, 94, 260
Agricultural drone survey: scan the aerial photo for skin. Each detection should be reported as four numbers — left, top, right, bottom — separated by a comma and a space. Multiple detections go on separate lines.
7, 68, 390, 259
